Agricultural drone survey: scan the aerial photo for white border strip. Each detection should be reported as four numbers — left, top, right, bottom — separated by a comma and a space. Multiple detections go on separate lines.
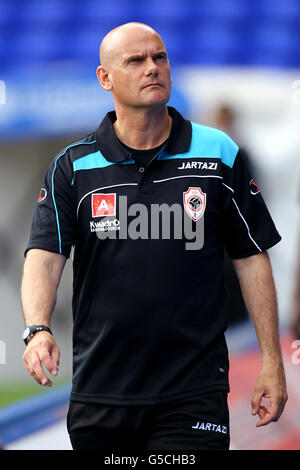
232, 198, 262, 252
222, 182, 234, 193
153, 175, 223, 183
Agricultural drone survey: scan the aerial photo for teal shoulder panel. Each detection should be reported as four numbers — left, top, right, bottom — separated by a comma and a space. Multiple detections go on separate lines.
73, 151, 112, 171
190, 122, 239, 168
158, 122, 239, 168
73, 151, 135, 172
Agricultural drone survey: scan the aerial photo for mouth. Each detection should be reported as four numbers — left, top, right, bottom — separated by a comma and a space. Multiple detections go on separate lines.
143, 83, 163, 89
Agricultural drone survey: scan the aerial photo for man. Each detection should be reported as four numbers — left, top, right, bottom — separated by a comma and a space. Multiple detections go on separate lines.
21, 22, 287, 451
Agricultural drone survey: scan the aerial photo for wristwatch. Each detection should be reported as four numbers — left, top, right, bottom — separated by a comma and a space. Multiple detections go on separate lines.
22, 325, 53, 346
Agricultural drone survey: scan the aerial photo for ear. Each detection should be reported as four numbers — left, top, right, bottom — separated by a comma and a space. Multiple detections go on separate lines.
96, 65, 113, 91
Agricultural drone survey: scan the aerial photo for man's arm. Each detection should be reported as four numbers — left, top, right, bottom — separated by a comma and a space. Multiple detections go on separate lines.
21, 248, 67, 387
232, 251, 288, 427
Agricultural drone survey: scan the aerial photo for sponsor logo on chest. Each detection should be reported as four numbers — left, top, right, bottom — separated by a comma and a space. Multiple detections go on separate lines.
92, 193, 116, 217
178, 161, 218, 170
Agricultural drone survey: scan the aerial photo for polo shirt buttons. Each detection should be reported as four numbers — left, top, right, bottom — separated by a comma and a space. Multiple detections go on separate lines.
139, 167, 145, 173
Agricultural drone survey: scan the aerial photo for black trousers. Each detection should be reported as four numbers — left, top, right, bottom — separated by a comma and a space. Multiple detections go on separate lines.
67, 390, 230, 451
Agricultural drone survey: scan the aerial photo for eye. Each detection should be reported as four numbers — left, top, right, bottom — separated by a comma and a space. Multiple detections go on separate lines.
155, 53, 167, 62
129, 57, 142, 64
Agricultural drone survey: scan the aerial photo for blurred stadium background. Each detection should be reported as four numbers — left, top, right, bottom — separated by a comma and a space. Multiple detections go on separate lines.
0, 0, 300, 450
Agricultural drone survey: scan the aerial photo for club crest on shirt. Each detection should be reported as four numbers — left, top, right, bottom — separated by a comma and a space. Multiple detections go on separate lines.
183, 187, 206, 221
38, 188, 47, 202
92, 193, 116, 217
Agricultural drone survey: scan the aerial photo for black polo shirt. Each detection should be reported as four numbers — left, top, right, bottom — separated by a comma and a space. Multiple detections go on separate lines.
25, 107, 281, 405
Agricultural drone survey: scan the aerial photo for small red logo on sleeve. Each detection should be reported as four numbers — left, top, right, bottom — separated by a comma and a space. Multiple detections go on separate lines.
38, 188, 47, 202
250, 179, 260, 195
92, 193, 116, 218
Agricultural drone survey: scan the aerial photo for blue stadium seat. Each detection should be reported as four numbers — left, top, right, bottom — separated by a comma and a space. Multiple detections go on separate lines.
11, 28, 66, 65
192, 25, 245, 65
254, 24, 299, 52
193, 0, 251, 21
0, 3, 14, 27
78, 0, 133, 24
248, 23, 300, 68
247, 47, 300, 68
255, 0, 300, 20
67, 27, 103, 64
17, 0, 72, 25
138, 0, 193, 21
0, 33, 10, 72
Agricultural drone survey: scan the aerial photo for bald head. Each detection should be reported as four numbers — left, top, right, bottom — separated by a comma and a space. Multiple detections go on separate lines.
96, 22, 172, 111
99, 22, 165, 70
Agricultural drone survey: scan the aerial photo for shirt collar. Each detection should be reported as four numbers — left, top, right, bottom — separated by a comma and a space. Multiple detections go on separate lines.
95, 106, 192, 163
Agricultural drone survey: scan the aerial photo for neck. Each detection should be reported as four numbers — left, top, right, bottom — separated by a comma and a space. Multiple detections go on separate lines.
113, 105, 172, 150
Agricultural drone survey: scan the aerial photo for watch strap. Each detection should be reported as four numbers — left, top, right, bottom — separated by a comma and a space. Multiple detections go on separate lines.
23, 325, 53, 345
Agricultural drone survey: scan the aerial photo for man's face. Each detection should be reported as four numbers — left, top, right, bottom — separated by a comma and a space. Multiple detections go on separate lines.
105, 28, 172, 109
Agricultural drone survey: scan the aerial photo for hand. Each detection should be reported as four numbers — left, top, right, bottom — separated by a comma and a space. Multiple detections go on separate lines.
251, 361, 288, 427
22, 331, 60, 387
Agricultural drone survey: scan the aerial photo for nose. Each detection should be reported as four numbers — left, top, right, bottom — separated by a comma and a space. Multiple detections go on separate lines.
144, 57, 158, 76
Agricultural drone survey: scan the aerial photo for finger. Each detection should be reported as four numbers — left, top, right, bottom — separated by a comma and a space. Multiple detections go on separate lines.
273, 395, 287, 422
31, 352, 52, 387
23, 359, 44, 386
256, 411, 274, 426
32, 370, 50, 386
50, 346, 60, 370
26, 362, 51, 387
39, 351, 58, 377
258, 405, 268, 419
251, 390, 264, 415
256, 406, 271, 426
256, 396, 282, 427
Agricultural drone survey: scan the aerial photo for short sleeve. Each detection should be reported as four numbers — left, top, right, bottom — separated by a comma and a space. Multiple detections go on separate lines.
221, 149, 281, 259
25, 153, 76, 258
